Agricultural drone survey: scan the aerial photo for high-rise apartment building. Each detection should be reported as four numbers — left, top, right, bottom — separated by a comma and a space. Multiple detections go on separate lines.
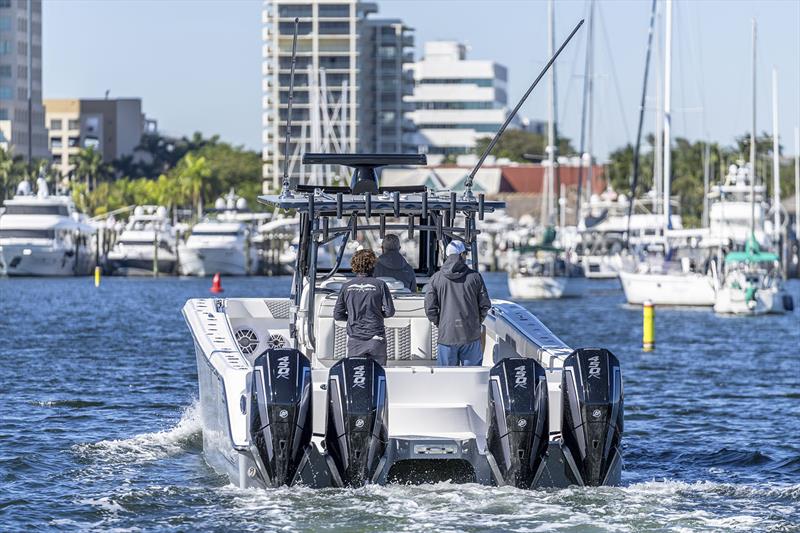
0, 0, 48, 161
359, 18, 416, 154
261, 0, 416, 191
407, 41, 512, 159
44, 98, 157, 177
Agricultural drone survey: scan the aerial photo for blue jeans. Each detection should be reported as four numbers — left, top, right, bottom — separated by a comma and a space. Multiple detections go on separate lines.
437, 340, 482, 367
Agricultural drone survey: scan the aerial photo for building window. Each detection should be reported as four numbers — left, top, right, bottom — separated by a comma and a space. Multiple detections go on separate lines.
0, 0, 10, 9
84, 116, 99, 133
49, 119, 62, 130
0, 108, 7, 120
278, 21, 311, 35
0, 40, 11, 55
50, 137, 62, 149
418, 78, 494, 87
52, 154, 62, 165
318, 21, 349, 35
83, 137, 99, 150
0, 16, 10, 30
318, 4, 350, 17
277, 4, 311, 18
68, 119, 79, 130
0, 85, 11, 100
0, 65, 9, 78
67, 136, 79, 147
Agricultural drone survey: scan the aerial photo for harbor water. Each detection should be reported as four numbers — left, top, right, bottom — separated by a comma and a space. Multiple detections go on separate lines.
1, 275, 798, 531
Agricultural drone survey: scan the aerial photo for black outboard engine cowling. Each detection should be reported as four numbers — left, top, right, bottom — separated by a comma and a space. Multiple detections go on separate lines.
487, 358, 549, 488
561, 348, 623, 486
249, 348, 313, 487
324, 357, 388, 487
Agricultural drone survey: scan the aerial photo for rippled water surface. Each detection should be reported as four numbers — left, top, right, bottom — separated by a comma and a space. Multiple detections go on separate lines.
1, 275, 798, 532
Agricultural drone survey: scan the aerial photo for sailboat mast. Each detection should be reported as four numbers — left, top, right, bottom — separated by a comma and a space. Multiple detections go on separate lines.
771, 67, 780, 246
546, 0, 556, 225
662, 0, 673, 231
749, 19, 757, 237
576, 0, 594, 225
795, 126, 800, 241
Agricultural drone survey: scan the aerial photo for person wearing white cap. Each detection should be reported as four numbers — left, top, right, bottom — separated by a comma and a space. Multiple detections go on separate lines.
424, 240, 491, 366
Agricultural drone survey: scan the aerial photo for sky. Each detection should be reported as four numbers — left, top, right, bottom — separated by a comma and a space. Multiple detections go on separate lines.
43, 0, 800, 159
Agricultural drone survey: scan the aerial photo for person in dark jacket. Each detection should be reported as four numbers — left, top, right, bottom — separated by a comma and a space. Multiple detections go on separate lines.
334, 249, 396, 365
424, 240, 491, 366
374, 234, 417, 292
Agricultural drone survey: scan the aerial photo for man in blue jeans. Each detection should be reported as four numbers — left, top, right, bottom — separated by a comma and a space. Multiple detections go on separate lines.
424, 241, 491, 366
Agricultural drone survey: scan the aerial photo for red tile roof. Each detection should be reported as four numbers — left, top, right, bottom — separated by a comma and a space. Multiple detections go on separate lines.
498, 165, 606, 194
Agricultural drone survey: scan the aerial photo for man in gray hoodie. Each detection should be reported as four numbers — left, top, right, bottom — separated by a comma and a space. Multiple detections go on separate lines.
424, 240, 491, 366
374, 234, 417, 292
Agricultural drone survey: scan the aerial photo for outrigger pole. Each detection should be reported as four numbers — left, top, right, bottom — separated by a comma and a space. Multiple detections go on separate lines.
462, 18, 585, 199
280, 18, 301, 199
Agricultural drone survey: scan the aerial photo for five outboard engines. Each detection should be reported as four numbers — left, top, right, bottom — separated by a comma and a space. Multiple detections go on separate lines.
324, 357, 388, 487
561, 348, 624, 486
487, 358, 550, 488
249, 348, 313, 487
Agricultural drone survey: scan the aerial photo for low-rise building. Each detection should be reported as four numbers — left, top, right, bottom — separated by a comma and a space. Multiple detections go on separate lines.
44, 98, 156, 176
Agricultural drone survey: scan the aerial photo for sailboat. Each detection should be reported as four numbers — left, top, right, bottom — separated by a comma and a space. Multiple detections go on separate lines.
507, 0, 574, 299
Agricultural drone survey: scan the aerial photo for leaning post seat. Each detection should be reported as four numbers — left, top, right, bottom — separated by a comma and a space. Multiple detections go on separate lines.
314, 279, 437, 365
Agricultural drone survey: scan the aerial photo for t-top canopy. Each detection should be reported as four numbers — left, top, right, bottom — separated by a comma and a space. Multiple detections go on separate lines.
301, 153, 427, 194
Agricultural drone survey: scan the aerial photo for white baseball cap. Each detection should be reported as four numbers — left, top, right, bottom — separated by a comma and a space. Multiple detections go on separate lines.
446, 240, 467, 256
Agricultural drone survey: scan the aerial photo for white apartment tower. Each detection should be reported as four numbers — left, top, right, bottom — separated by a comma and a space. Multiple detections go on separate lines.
407, 41, 510, 158
261, 0, 415, 192
0, 0, 48, 161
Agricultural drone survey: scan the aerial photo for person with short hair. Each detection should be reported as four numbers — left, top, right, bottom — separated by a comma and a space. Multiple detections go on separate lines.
424, 241, 491, 366
334, 249, 396, 365
374, 233, 417, 292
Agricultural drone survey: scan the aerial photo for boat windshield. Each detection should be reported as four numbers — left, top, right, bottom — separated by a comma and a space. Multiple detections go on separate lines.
191, 230, 241, 237
4, 204, 69, 216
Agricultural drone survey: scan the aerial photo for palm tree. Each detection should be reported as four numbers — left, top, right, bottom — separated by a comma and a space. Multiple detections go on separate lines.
72, 147, 106, 191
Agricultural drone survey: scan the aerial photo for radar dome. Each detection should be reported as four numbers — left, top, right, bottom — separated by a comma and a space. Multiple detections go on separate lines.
214, 198, 226, 210
134, 206, 144, 216
36, 177, 49, 197
156, 206, 167, 218
236, 198, 247, 210
16, 180, 31, 196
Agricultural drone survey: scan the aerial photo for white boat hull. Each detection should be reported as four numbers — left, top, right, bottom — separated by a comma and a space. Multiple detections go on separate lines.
582, 255, 622, 279
179, 246, 255, 276
508, 275, 568, 299
618, 270, 716, 306
0, 243, 94, 276
183, 297, 623, 489
713, 287, 787, 315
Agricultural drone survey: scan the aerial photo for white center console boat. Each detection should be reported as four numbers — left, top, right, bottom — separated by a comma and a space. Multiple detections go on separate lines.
183, 154, 624, 489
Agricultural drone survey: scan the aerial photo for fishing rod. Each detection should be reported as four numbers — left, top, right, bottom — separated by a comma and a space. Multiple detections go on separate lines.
625, 0, 657, 248
463, 18, 585, 198
279, 18, 300, 199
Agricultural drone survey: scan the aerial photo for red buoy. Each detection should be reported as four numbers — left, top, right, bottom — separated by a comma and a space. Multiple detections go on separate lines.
210, 272, 223, 293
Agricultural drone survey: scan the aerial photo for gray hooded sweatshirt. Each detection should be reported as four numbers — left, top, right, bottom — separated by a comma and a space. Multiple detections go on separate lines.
374, 250, 417, 292
424, 255, 491, 345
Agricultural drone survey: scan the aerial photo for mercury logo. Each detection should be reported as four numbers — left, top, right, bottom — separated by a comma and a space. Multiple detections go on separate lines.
592, 409, 602, 418
279, 409, 289, 419
276, 355, 291, 380
588, 355, 602, 380
355, 418, 365, 428
517, 419, 528, 428
353, 365, 366, 388
514, 365, 527, 389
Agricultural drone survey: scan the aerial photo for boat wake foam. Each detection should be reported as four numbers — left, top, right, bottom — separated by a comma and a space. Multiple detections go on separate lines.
73, 401, 202, 465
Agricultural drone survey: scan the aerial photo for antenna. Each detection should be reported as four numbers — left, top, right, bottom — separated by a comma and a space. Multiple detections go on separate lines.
280, 18, 300, 198
463, 18, 584, 198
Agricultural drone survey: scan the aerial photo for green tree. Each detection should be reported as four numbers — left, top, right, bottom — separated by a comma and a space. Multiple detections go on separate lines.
73, 147, 108, 191
473, 129, 575, 163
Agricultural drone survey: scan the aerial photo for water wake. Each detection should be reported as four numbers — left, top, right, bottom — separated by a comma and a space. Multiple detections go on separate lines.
73, 401, 201, 465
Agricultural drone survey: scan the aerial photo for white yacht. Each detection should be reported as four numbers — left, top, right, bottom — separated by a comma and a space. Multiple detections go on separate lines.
708, 164, 770, 248
0, 179, 95, 276
107, 205, 177, 275
619, 248, 718, 306
507, 244, 572, 299
179, 194, 262, 276
183, 154, 624, 490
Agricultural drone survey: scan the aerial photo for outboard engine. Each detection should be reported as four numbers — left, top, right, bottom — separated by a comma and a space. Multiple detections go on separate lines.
561, 348, 623, 486
487, 358, 549, 488
249, 348, 313, 487
324, 357, 388, 487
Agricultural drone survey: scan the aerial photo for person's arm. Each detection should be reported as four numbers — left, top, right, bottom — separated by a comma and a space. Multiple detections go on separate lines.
424, 279, 440, 325
334, 289, 347, 321
381, 281, 396, 317
477, 274, 491, 322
